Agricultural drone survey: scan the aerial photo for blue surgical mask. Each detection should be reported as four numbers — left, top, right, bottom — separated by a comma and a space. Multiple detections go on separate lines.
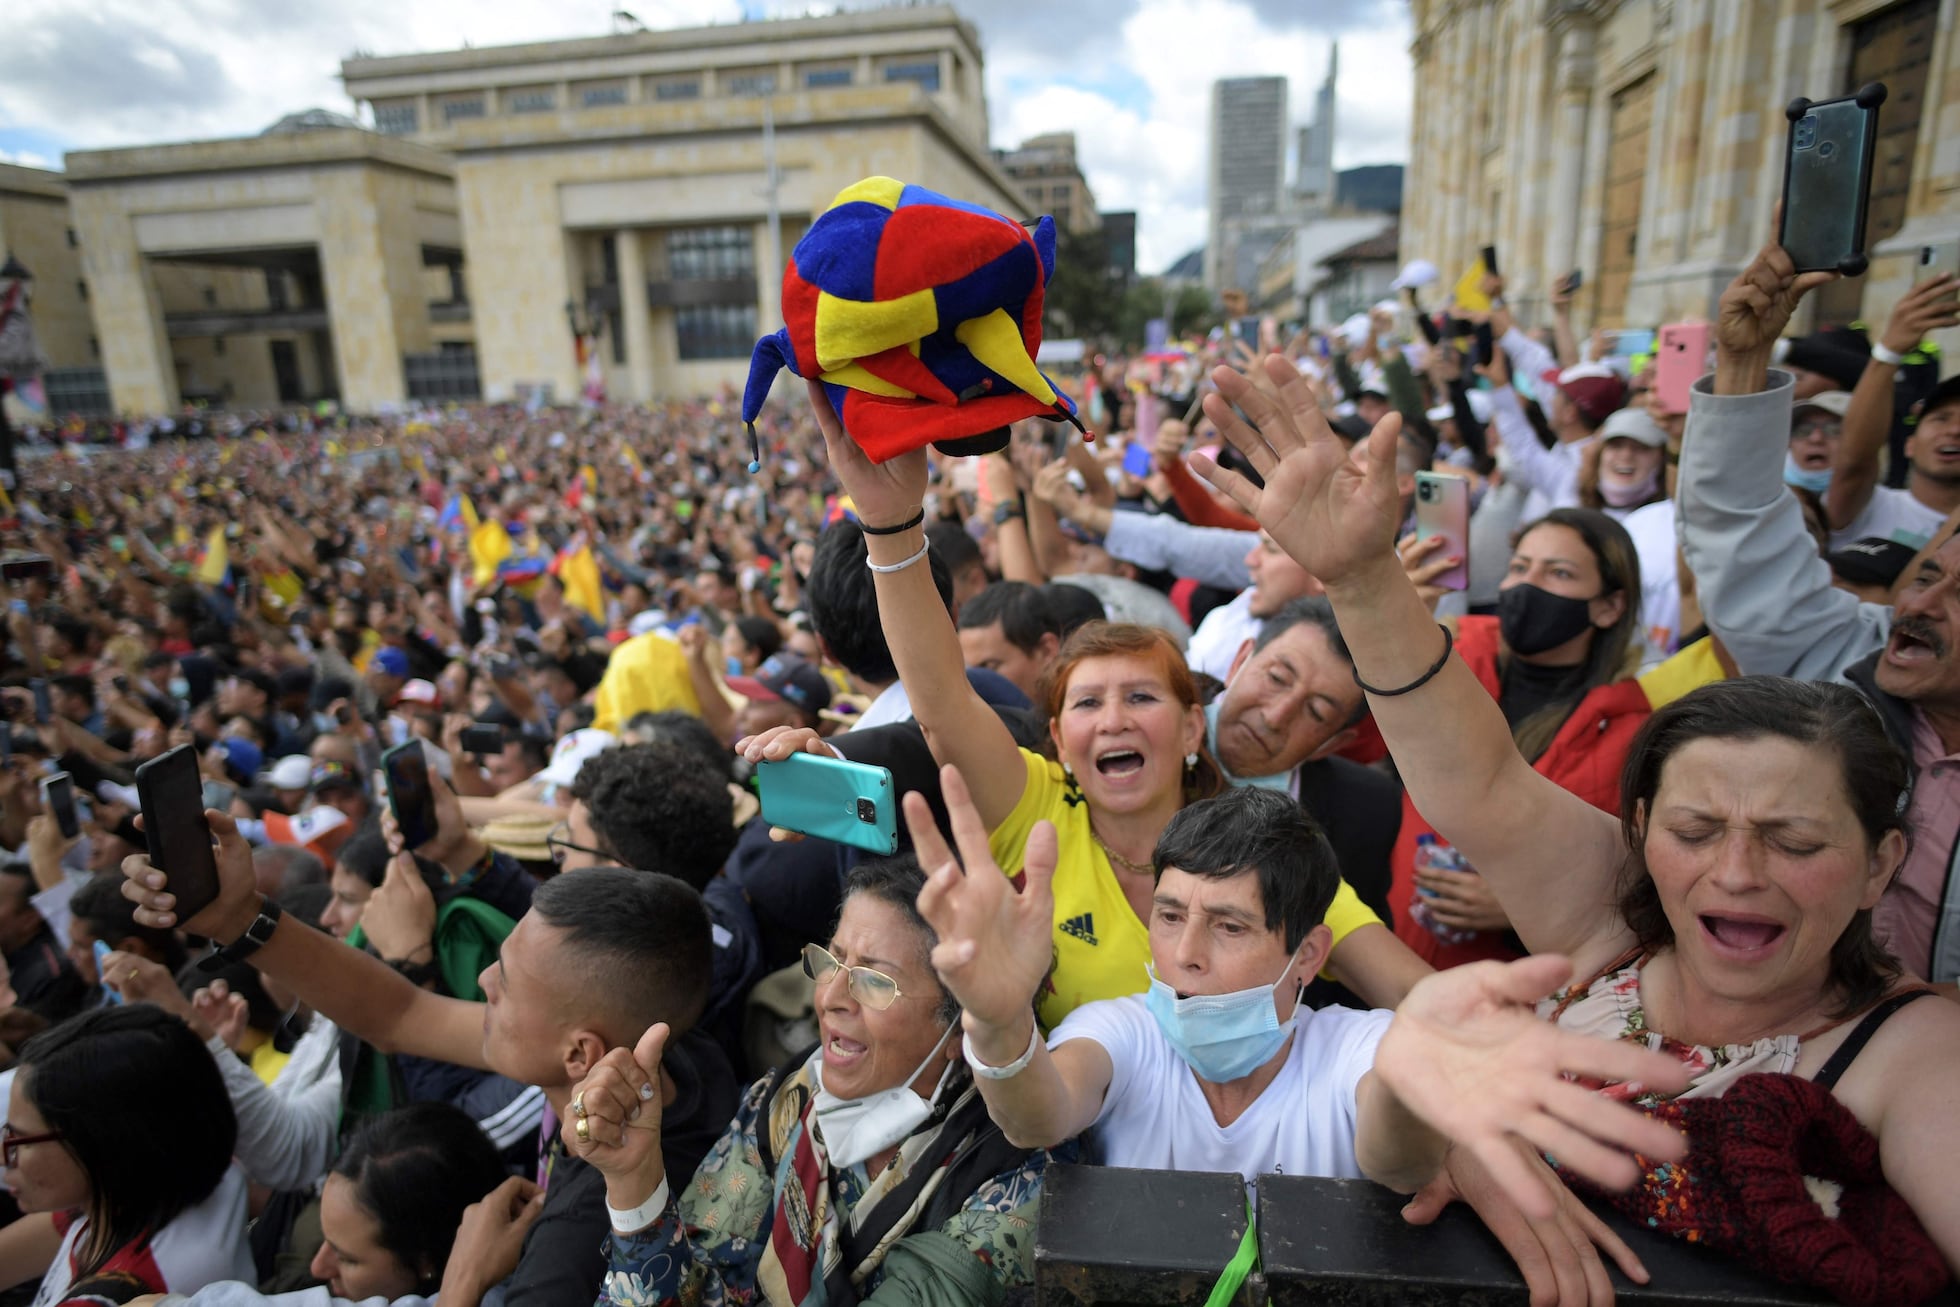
312, 711, 338, 736
1203, 702, 1291, 792
1785, 451, 1834, 495
167, 676, 190, 700
1143, 945, 1305, 1083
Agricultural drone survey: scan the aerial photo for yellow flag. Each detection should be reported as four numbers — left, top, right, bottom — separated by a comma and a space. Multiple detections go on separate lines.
470, 520, 512, 588
195, 527, 229, 585
1451, 254, 1493, 314
579, 464, 599, 493
559, 544, 604, 622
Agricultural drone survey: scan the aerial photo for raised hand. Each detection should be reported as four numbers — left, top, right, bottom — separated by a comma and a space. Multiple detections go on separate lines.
191, 979, 252, 1050
1193, 355, 1405, 591
361, 849, 437, 963
1880, 272, 1960, 357
908, 765, 1056, 1039
1372, 954, 1691, 1222
736, 725, 838, 765
807, 380, 928, 530
120, 808, 257, 941
562, 1023, 670, 1212
1715, 228, 1838, 364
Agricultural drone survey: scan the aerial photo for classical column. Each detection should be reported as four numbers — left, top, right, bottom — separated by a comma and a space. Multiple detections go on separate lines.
613, 229, 655, 403
1542, 18, 1597, 289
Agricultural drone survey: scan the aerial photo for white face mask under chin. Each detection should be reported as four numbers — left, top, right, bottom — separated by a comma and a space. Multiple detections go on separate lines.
810, 1021, 958, 1169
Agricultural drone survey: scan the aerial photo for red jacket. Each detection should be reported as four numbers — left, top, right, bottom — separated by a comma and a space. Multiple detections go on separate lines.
1390, 616, 1650, 969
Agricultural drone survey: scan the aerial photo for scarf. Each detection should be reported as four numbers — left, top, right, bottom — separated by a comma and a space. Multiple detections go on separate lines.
753, 1053, 1009, 1306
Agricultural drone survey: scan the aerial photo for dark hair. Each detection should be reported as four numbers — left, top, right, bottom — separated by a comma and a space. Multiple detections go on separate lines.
957, 581, 1060, 654
20, 1007, 236, 1277
70, 874, 188, 972
567, 744, 739, 889
926, 520, 984, 579
1617, 677, 1907, 1017
1151, 787, 1341, 952
1251, 597, 1366, 726
253, 844, 326, 895
732, 616, 783, 664
1038, 582, 1105, 638
51, 675, 94, 710
530, 866, 713, 1039
330, 1103, 508, 1291
621, 710, 736, 783
805, 521, 954, 685
506, 731, 550, 773
336, 825, 392, 889
1506, 508, 1643, 761
839, 855, 958, 1025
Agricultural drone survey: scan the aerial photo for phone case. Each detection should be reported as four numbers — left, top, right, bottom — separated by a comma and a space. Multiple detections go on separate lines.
136, 745, 221, 920
41, 773, 78, 840
1413, 472, 1470, 592
1779, 84, 1886, 276
755, 753, 898, 856
1654, 323, 1709, 415
382, 743, 439, 850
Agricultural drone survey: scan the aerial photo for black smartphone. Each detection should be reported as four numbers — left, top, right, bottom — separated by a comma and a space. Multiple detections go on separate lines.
30, 679, 50, 726
0, 555, 53, 584
135, 745, 221, 922
460, 723, 505, 756
1564, 269, 1584, 294
382, 742, 439, 850
1472, 320, 1496, 369
40, 771, 78, 840
1481, 244, 1499, 278
1413, 311, 1441, 347
1779, 84, 1886, 276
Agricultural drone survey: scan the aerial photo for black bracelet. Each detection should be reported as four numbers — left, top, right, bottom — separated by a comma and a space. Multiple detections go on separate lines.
1352, 623, 1454, 697
858, 508, 926, 536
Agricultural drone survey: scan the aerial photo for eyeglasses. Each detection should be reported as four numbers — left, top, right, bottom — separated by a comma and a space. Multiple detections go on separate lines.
801, 943, 912, 1011
2, 1123, 64, 1168
545, 821, 612, 868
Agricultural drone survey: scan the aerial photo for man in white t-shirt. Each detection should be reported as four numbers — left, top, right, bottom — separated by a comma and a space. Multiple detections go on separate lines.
1184, 531, 1322, 682
907, 771, 1689, 1207
1823, 274, 1960, 551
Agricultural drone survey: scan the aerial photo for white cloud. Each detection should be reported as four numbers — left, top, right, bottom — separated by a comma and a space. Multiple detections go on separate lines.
0, 0, 1411, 277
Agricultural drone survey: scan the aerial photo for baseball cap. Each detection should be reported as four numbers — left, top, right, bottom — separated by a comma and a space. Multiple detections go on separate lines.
1597, 407, 1668, 448
1391, 258, 1439, 291
372, 647, 411, 679
310, 761, 364, 794
1827, 537, 1917, 589
728, 654, 832, 717
1540, 362, 1627, 426
397, 679, 440, 707
1793, 390, 1853, 420
267, 755, 313, 790
539, 728, 619, 789
263, 806, 351, 862
215, 738, 262, 787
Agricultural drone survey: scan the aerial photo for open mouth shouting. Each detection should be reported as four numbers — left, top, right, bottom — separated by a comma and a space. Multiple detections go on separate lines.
1698, 912, 1788, 960
1886, 618, 1947, 669
1095, 748, 1146, 777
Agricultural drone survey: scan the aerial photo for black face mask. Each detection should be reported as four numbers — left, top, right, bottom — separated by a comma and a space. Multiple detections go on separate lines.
1497, 583, 1600, 656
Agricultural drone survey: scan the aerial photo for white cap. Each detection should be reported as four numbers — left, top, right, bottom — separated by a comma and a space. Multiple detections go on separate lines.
1391, 258, 1440, 291
1794, 389, 1853, 419
540, 728, 619, 788
267, 755, 313, 790
397, 679, 440, 706
628, 609, 670, 638
1341, 313, 1372, 350
1598, 406, 1669, 448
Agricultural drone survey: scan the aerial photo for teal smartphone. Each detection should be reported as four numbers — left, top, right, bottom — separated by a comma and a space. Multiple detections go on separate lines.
755, 752, 897, 856
1779, 84, 1885, 276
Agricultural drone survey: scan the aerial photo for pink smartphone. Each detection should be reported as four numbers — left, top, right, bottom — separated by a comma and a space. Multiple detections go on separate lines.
1654, 322, 1709, 415
1413, 471, 1469, 592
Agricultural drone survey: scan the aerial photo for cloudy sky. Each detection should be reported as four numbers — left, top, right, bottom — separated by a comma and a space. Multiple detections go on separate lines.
0, 0, 1411, 274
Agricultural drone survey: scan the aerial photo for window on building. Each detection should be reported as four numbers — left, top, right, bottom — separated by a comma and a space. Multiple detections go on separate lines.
725, 70, 777, 98
667, 225, 755, 280
1052, 203, 1071, 228
803, 67, 853, 88
203, 287, 218, 307
675, 303, 757, 360
76, 279, 87, 302
652, 77, 700, 101
65, 228, 77, 248
580, 83, 628, 108
266, 270, 287, 310
440, 96, 486, 123
214, 336, 226, 356
89, 336, 98, 358
884, 61, 940, 92
507, 87, 556, 113
373, 102, 419, 134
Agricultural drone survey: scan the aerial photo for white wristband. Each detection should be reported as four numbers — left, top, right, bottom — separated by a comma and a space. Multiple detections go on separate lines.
1870, 342, 1907, 367
606, 1177, 670, 1235
964, 1023, 1041, 1080
865, 538, 930, 575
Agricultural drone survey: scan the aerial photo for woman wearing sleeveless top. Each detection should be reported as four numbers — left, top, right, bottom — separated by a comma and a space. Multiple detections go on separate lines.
1189, 238, 1960, 1299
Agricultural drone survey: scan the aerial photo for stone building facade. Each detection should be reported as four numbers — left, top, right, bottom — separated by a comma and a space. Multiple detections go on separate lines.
1402, 0, 1957, 341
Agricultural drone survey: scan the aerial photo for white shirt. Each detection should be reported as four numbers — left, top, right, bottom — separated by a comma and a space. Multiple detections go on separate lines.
1829, 484, 1947, 553
34, 1165, 254, 1307
849, 681, 912, 732
1620, 498, 1683, 670
1184, 591, 1261, 681
1049, 993, 1391, 1185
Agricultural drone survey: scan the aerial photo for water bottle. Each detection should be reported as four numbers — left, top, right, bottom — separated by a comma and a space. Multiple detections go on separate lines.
1411, 833, 1478, 946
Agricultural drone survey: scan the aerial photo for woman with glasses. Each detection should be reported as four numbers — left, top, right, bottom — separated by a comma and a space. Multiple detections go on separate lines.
0, 1005, 251, 1307
563, 856, 1049, 1307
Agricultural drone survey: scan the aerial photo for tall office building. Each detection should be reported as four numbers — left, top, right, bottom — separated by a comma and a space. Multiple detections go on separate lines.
1205, 75, 1287, 291
1294, 44, 1338, 212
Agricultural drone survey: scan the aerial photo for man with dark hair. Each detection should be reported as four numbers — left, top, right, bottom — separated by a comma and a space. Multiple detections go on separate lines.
560, 743, 763, 1076
956, 581, 1062, 701
66, 871, 189, 998
48, 674, 103, 736
0, 864, 86, 1022
118, 819, 737, 1307
1040, 581, 1106, 638
485, 731, 550, 792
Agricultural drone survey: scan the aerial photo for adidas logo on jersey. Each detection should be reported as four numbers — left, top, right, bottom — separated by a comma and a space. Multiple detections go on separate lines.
1060, 913, 1098, 946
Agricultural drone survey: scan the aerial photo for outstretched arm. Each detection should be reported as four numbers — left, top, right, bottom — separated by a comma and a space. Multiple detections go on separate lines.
1825, 273, 1959, 530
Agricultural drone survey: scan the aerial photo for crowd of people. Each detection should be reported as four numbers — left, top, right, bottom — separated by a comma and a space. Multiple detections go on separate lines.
0, 204, 1957, 1307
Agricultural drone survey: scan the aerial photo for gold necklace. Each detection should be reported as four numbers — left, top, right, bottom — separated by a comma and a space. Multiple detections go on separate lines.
1091, 827, 1155, 876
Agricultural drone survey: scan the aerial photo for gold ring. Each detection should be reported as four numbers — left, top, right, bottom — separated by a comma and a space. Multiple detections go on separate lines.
574, 1116, 591, 1143
571, 1093, 587, 1119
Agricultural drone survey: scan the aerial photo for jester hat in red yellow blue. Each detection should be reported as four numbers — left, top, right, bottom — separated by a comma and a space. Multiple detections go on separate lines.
741, 176, 1083, 468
